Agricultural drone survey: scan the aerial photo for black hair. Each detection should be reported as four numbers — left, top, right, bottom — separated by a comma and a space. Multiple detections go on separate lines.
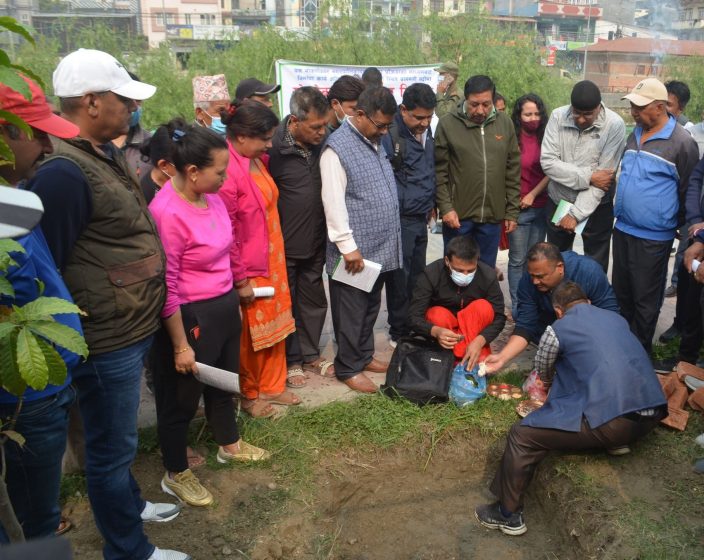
356, 86, 397, 117
328, 75, 366, 104
162, 117, 227, 173
128, 71, 140, 81
402, 83, 437, 111
512, 93, 549, 146
570, 80, 601, 111
139, 125, 173, 167
494, 92, 506, 104
526, 242, 564, 264
665, 80, 691, 110
290, 86, 330, 120
362, 67, 383, 88
551, 281, 588, 310
464, 75, 495, 98
445, 236, 479, 262
221, 100, 280, 139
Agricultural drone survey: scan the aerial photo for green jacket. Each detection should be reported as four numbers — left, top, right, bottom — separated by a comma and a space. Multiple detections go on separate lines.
435, 90, 462, 119
435, 104, 521, 223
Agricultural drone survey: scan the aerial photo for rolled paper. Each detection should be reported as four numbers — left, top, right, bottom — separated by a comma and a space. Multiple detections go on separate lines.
253, 286, 275, 297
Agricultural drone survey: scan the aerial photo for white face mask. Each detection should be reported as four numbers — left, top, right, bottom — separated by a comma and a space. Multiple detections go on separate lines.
450, 268, 475, 287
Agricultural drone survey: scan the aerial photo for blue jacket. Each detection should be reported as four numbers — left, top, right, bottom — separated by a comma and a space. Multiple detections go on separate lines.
523, 303, 667, 432
0, 228, 83, 405
381, 112, 436, 218
514, 251, 619, 343
615, 116, 699, 241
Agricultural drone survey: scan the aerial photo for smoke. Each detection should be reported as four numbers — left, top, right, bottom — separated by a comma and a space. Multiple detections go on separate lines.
640, 0, 680, 32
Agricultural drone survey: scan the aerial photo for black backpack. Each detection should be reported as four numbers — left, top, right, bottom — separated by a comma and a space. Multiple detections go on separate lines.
382, 335, 455, 405
387, 121, 407, 174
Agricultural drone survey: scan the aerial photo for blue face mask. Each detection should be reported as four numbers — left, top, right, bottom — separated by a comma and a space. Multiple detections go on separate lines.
129, 106, 142, 128
450, 267, 475, 287
207, 112, 227, 136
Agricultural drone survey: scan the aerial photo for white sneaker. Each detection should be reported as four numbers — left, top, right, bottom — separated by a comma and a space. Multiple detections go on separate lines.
141, 501, 181, 523
148, 548, 192, 560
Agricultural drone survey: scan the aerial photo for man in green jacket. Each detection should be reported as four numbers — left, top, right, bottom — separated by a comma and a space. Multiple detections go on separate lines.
434, 62, 462, 118
435, 74, 521, 268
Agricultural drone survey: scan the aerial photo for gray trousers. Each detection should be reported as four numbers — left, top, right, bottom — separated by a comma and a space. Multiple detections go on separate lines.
285, 251, 328, 365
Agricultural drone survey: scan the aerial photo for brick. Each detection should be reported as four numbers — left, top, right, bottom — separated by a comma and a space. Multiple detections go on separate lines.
675, 362, 704, 382
660, 406, 689, 431
688, 388, 704, 413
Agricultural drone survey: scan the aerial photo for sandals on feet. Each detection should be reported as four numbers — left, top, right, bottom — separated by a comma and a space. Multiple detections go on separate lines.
259, 391, 302, 406
303, 358, 335, 378
55, 516, 72, 536
286, 365, 307, 388
241, 399, 276, 418
187, 447, 206, 469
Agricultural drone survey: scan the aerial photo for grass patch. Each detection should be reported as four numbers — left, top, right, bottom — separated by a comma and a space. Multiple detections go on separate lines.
60, 473, 86, 503
650, 337, 680, 361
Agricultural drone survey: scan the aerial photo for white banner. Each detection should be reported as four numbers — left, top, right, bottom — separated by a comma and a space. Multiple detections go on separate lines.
274, 60, 440, 116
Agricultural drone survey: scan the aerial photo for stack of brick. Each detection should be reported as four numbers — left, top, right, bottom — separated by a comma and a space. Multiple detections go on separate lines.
656, 362, 704, 431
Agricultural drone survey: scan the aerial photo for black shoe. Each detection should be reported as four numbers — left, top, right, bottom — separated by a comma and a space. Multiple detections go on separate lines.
658, 324, 681, 343
651, 357, 677, 374
664, 285, 677, 298
475, 502, 527, 536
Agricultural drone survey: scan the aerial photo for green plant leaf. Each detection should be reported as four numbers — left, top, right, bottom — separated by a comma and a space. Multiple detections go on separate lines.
0, 67, 31, 100
0, 276, 14, 298
0, 330, 25, 396
20, 297, 83, 321
0, 17, 34, 44
16, 327, 49, 390
0, 239, 24, 255
28, 320, 88, 358
36, 336, 67, 386
0, 322, 18, 339
0, 110, 32, 136
1, 430, 26, 447
10, 64, 44, 91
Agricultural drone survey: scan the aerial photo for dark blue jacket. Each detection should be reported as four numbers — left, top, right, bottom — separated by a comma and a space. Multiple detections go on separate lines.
0, 228, 83, 404
514, 251, 619, 343
381, 112, 436, 218
523, 303, 666, 432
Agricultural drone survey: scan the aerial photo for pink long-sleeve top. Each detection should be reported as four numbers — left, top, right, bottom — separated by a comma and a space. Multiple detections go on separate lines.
149, 182, 234, 318
217, 140, 270, 283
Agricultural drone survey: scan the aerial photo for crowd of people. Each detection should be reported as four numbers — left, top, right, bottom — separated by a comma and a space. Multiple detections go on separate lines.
1, 46, 703, 556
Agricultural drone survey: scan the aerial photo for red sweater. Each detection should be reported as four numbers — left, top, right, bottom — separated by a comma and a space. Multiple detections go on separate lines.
519, 130, 547, 208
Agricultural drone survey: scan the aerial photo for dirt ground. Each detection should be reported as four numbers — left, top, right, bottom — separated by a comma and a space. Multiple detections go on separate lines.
64, 422, 703, 560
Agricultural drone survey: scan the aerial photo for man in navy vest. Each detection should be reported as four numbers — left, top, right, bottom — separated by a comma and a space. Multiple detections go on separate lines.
475, 281, 667, 536
321, 86, 402, 393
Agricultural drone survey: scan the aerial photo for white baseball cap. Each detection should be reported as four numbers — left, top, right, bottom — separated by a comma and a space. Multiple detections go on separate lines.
53, 48, 156, 100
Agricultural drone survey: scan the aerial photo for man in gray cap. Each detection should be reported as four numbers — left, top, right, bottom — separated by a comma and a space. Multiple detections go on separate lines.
235, 77, 281, 108
30, 48, 189, 560
434, 62, 461, 118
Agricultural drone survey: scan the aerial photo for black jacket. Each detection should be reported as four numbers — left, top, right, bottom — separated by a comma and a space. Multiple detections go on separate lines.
408, 259, 506, 342
268, 116, 326, 260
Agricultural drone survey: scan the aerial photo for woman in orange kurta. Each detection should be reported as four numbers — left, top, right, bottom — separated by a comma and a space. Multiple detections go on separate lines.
218, 101, 300, 418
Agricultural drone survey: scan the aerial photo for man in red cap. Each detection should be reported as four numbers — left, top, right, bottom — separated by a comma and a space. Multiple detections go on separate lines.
0, 75, 83, 542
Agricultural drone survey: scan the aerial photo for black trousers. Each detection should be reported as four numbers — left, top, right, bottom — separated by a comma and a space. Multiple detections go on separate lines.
612, 229, 672, 353
151, 290, 241, 473
329, 272, 390, 381
545, 198, 613, 273
386, 216, 428, 340
675, 260, 703, 363
285, 250, 328, 365
491, 413, 661, 512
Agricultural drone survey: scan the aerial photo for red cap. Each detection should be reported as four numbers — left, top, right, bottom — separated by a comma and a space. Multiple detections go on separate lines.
1, 76, 79, 139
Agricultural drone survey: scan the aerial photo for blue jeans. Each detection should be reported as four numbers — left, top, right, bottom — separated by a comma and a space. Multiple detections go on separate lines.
0, 385, 75, 542
442, 219, 502, 268
508, 207, 547, 316
72, 337, 154, 560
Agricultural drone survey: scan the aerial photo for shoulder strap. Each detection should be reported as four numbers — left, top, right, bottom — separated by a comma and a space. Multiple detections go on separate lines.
387, 121, 406, 174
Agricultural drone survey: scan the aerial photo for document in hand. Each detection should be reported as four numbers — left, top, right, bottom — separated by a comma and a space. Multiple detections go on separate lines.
551, 200, 588, 235
195, 362, 240, 395
331, 256, 382, 293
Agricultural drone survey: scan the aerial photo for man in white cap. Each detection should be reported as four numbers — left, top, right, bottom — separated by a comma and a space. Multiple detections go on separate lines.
29, 49, 189, 560
192, 73, 230, 134
613, 77, 699, 354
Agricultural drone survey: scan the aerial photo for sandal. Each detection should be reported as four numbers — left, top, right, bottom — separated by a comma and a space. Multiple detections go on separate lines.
187, 447, 206, 469
303, 358, 335, 378
259, 391, 302, 406
241, 398, 276, 418
286, 365, 307, 388
55, 516, 73, 536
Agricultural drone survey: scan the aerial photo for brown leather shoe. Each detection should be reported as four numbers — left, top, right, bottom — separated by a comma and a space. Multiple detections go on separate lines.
342, 373, 378, 393
364, 357, 389, 373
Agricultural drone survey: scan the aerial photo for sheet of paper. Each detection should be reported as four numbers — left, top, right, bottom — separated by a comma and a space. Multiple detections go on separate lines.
194, 362, 240, 395
551, 199, 588, 235
331, 257, 382, 293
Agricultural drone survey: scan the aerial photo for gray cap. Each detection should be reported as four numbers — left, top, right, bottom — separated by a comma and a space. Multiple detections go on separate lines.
435, 62, 459, 76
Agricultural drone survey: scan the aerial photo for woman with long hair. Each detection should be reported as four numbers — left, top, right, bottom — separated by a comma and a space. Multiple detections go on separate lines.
218, 101, 300, 418
149, 119, 269, 507
507, 94, 550, 316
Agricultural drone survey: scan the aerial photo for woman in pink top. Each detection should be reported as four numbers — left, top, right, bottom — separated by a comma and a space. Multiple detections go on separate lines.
149, 119, 269, 507
507, 94, 550, 317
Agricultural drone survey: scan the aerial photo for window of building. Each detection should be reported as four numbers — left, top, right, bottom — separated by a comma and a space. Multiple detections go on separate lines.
185, 14, 192, 25
699, 7, 704, 19
636, 64, 646, 75
156, 13, 163, 26
166, 13, 175, 25
372, 5, 382, 14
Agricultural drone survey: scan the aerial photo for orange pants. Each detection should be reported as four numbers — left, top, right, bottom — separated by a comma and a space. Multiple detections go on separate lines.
239, 310, 287, 400
425, 299, 495, 360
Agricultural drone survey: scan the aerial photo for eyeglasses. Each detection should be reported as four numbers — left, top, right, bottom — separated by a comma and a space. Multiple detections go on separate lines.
364, 113, 391, 131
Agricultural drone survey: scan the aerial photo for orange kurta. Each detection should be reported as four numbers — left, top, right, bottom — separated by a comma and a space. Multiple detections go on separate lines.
239, 159, 296, 399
